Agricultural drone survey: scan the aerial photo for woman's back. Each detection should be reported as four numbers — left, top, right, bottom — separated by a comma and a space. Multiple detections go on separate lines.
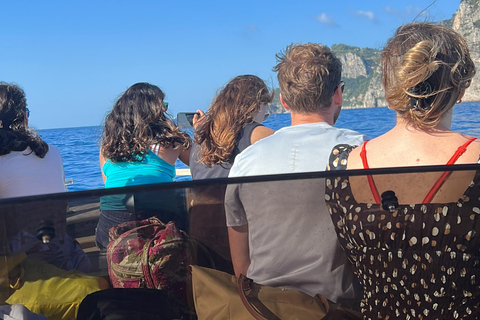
0, 146, 65, 198
190, 122, 265, 179
327, 144, 480, 319
0, 83, 65, 198
346, 129, 480, 204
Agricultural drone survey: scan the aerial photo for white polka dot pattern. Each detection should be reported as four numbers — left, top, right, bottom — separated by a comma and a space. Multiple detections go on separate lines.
326, 144, 480, 319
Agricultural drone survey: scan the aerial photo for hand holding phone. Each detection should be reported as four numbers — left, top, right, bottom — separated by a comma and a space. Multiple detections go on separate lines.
177, 111, 204, 129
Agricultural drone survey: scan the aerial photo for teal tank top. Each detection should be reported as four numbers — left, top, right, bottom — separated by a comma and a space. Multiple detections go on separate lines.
100, 150, 176, 211
103, 150, 175, 188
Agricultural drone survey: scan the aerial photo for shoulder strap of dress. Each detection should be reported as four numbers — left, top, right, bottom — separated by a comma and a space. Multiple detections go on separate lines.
360, 141, 382, 204
423, 137, 478, 203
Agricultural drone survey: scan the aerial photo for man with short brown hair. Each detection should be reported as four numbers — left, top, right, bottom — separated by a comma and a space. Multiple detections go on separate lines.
274, 43, 343, 116
225, 43, 366, 303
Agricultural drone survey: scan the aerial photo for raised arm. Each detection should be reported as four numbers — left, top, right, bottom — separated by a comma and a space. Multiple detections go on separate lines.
178, 147, 191, 166
192, 109, 205, 130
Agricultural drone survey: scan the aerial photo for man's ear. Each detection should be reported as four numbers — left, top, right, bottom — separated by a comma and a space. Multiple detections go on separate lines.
279, 93, 290, 110
332, 85, 343, 107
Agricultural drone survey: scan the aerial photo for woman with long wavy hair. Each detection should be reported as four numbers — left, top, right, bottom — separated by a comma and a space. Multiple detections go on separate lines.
190, 75, 274, 179
187, 75, 274, 273
96, 82, 191, 249
0, 82, 65, 198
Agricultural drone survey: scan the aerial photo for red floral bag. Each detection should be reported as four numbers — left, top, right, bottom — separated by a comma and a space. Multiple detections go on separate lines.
106, 217, 191, 301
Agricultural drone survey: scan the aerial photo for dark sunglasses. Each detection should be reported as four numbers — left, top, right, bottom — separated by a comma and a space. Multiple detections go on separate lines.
163, 102, 169, 111
26, 107, 30, 118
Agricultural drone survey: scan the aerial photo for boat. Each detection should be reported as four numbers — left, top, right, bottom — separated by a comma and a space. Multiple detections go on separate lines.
0, 163, 479, 319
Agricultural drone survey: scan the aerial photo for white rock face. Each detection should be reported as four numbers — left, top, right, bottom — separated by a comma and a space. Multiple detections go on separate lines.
340, 53, 368, 79
451, 0, 480, 102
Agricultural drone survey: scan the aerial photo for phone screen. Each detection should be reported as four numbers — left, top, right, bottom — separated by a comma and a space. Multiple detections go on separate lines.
177, 112, 197, 128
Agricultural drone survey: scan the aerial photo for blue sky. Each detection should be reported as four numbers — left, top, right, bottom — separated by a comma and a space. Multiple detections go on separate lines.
0, 0, 461, 129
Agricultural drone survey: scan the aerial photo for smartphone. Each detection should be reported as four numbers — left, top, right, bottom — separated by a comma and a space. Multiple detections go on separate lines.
177, 112, 198, 128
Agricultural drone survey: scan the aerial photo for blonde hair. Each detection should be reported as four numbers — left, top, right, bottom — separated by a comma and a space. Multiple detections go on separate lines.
382, 22, 476, 129
194, 75, 273, 166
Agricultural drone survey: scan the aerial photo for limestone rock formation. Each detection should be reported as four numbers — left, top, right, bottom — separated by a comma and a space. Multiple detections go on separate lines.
271, 0, 479, 112
449, 0, 480, 102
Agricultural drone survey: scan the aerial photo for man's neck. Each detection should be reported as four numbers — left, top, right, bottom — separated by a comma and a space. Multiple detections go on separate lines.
290, 110, 333, 126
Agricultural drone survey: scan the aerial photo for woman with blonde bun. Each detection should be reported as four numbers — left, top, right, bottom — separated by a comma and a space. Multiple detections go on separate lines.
326, 22, 480, 319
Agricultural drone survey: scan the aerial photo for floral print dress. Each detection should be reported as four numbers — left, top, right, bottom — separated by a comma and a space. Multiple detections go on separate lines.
325, 144, 480, 320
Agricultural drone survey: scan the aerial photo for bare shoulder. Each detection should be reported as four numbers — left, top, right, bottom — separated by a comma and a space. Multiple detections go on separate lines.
155, 145, 181, 166
250, 126, 275, 144
345, 144, 363, 170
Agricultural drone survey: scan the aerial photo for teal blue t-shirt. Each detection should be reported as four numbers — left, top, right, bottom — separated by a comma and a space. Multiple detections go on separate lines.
100, 150, 176, 211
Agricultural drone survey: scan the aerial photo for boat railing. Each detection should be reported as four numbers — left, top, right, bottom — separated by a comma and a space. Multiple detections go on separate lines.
0, 163, 478, 318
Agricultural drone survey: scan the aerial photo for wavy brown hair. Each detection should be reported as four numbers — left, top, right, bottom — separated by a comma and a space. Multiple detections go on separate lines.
194, 75, 273, 166
273, 43, 342, 113
101, 82, 191, 163
382, 22, 476, 129
0, 83, 48, 157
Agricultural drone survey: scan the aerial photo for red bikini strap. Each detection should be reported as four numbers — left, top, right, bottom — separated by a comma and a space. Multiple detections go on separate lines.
422, 137, 477, 203
360, 141, 382, 204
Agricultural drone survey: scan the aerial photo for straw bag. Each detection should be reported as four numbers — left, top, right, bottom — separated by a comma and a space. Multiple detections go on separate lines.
191, 265, 362, 320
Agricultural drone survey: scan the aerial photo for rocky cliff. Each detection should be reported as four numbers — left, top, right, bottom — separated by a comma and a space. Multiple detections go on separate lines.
331, 45, 386, 109
447, 0, 480, 102
272, 0, 480, 112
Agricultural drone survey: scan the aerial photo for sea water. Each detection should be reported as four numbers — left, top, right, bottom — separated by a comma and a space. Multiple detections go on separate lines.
39, 102, 480, 192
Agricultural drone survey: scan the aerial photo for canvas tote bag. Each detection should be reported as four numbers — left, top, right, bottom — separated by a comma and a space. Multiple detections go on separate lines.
191, 265, 362, 320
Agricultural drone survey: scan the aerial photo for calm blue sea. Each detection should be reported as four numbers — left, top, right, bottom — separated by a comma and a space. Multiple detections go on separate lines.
39, 102, 480, 192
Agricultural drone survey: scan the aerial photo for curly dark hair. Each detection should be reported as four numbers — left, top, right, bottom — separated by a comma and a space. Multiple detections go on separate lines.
101, 82, 191, 163
194, 75, 273, 166
0, 83, 48, 157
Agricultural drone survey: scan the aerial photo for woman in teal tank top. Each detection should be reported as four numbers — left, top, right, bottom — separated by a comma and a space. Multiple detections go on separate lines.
96, 82, 191, 249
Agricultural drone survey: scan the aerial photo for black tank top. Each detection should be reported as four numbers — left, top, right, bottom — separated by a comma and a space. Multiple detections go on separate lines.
189, 122, 263, 180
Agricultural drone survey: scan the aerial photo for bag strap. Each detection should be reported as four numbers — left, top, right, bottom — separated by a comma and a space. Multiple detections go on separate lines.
237, 275, 276, 320
237, 274, 329, 320
141, 238, 156, 288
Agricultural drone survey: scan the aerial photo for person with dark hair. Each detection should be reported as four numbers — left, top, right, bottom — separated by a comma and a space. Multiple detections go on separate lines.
95, 82, 191, 249
0, 82, 65, 198
190, 74, 274, 179
224, 44, 366, 303
326, 22, 480, 319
